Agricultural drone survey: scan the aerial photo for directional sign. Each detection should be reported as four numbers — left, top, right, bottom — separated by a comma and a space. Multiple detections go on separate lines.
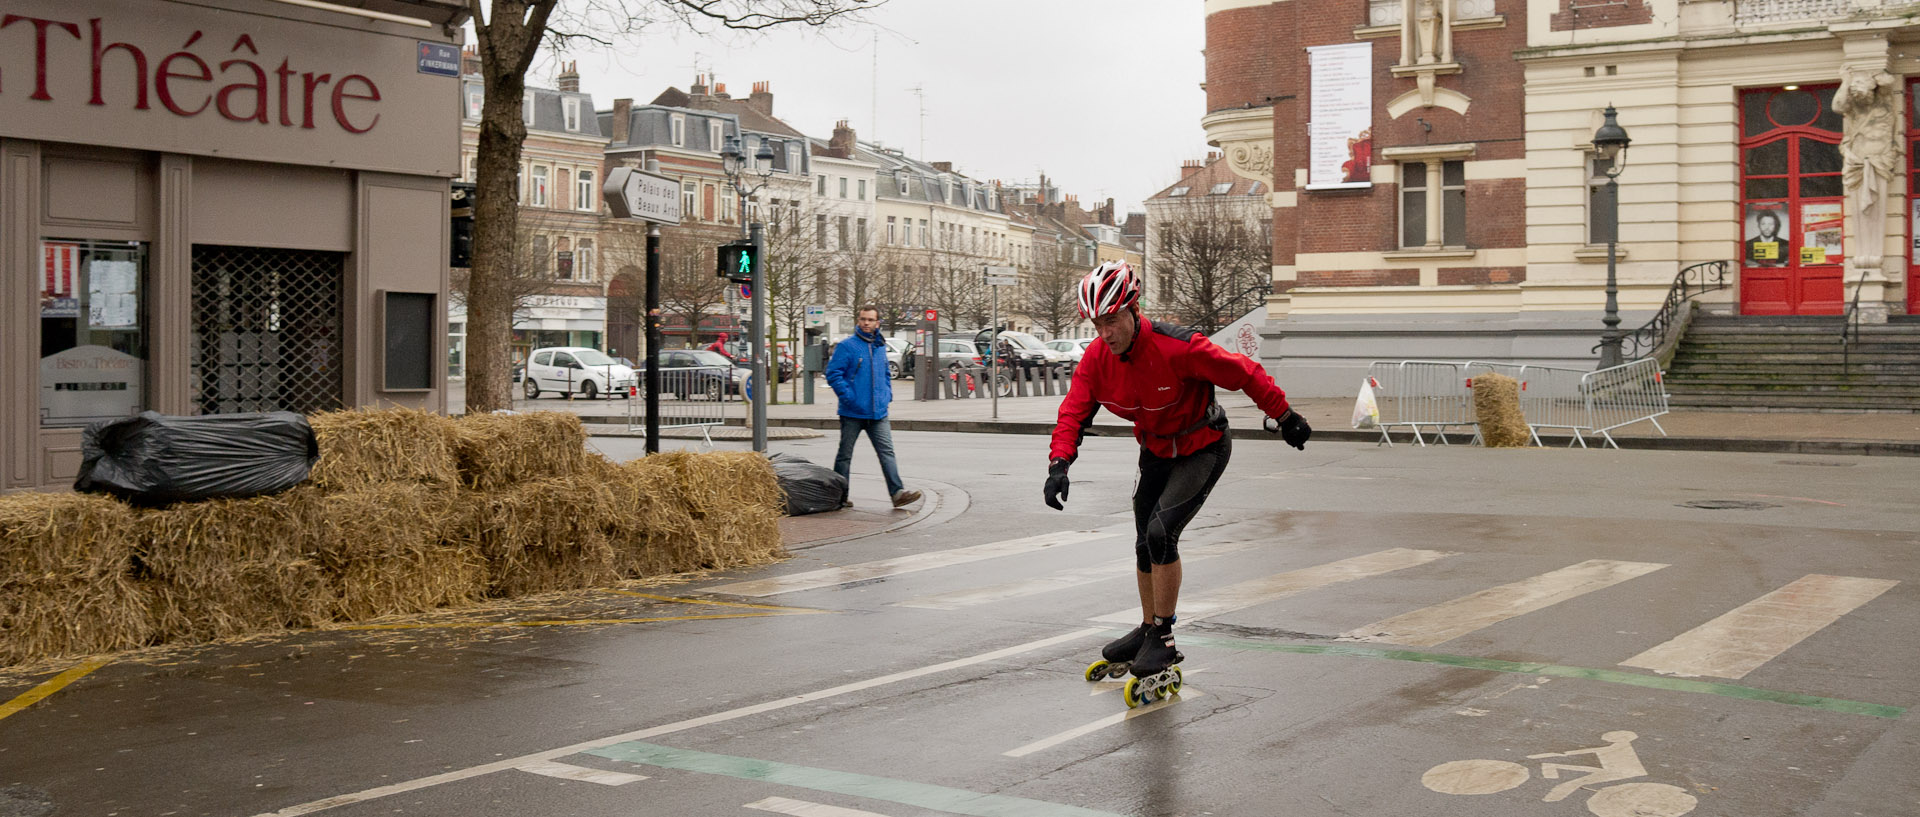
603, 166, 682, 224
982, 265, 1018, 287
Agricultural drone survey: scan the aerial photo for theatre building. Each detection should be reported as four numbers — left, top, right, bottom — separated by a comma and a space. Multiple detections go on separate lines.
1, 0, 468, 492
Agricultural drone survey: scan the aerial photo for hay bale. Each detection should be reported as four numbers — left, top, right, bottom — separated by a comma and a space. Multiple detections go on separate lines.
305, 483, 485, 620
308, 407, 459, 491
451, 477, 620, 597
453, 412, 591, 491
0, 493, 150, 666
136, 487, 337, 642
605, 452, 784, 575
1472, 373, 1532, 448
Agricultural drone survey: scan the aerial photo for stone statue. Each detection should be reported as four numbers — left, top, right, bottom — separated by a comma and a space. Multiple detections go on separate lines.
1408, 0, 1452, 65
1833, 68, 1901, 279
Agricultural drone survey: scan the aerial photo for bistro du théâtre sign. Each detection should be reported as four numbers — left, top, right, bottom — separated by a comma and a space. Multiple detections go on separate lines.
0, 0, 459, 177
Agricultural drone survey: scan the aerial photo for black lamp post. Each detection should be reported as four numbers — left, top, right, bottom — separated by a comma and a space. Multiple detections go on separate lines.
1592, 105, 1631, 369
720, 134, 778, 451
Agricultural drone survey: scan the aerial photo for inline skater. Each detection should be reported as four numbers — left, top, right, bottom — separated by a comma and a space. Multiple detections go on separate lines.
1044, 260, 1311, 703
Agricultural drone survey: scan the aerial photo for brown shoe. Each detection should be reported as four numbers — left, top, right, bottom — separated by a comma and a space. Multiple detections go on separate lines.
890, 489, 922, 508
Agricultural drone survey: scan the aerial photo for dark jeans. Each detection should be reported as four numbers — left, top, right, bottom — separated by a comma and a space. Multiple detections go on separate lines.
835, 416, 905, 497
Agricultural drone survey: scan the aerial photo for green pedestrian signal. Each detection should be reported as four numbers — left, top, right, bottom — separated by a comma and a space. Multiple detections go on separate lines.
718, 241, 757, 283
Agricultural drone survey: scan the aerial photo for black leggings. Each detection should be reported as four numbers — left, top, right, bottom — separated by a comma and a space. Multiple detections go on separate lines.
1132, 435, 1231, 573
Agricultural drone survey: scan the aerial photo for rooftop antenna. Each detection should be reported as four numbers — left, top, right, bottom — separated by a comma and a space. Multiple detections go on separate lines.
908, 84, 927, 158
870, 31, 878, 144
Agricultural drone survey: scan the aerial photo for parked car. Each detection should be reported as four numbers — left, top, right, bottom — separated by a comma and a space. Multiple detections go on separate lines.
722, 340, 796, 382
885, 337, 910, 379
1045, 337, 1094, 371
974, 329, 1065, 369
658, 349, 746, 400
932, 338, 984, 371
522, 347, 635, 399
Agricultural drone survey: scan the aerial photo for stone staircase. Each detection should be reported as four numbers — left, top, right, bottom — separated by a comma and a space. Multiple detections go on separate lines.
1664, 314, 1920, 412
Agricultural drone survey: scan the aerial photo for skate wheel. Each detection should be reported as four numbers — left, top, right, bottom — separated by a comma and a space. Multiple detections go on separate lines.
1123, 677, 1146, 709
1107, 662, 1130, 680
1085, 660, 1110, 682
1166, 667, 1183, 697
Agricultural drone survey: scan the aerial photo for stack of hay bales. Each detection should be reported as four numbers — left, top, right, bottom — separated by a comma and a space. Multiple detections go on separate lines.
0, 494, 149, 665
1471, 373, 1533, 448
0, 408, 786, 668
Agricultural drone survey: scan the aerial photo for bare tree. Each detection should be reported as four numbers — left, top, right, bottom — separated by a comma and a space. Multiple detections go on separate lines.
870, 248, 925, 334
656, 224, 734, 347
761, 203, 838, 401
1152, 194, 1270, 335
461, 0, 882, 412
1017, 248, 1083, 338
923, 234, 988, 333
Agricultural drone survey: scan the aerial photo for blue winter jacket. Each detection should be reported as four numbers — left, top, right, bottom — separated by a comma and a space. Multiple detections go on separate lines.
826, 328, 892, 419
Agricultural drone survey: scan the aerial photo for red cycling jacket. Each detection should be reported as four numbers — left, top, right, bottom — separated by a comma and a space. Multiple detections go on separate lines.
1050, 320, 1292, 462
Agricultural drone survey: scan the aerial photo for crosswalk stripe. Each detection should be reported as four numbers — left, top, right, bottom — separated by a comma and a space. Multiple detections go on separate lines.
744, 796, 899, 817
1339, 559, 1670, 647
514, 760, 646, 786
700, 527, 1127, 597
894, 540, 1261, 610
1090, 548, 1455, 624
1620, 574, 1900, 680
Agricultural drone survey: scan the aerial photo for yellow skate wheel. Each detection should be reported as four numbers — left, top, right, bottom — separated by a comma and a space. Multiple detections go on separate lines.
1124, 677, 1145, 708
1165, 667, 1183, 697
1085, 660, 1110, 682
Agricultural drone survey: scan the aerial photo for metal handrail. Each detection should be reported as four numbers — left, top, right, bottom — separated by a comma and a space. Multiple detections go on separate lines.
1840, 265, 1869, 369
1606, 260, 1733, 364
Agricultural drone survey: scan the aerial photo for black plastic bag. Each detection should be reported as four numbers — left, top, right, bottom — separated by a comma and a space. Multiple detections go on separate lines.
75, 411, 320, 504
767, 453, 848, 516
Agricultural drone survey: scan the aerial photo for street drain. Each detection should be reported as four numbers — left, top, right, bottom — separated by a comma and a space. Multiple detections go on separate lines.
1678, 499, 1781, 510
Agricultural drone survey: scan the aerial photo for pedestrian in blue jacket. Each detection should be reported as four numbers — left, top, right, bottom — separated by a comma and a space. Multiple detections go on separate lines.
826, 305, 922, 508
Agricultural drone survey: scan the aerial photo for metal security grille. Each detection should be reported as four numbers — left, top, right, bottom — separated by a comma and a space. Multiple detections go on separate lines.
190, 245, 345, 415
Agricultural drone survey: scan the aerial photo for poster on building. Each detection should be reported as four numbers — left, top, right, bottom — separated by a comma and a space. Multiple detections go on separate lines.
89, 259, 139, 328
1799, 201, 1843, 266
1743, 203, 1789, 267
1306, 42, 1373, 190
41, 242, 78, 316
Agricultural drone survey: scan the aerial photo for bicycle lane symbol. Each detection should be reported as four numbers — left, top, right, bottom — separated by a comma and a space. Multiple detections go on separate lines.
1420, 730, 1700, 816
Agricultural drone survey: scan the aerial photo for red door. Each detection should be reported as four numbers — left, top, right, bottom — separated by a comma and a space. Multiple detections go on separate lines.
1739, 86, 1845, 315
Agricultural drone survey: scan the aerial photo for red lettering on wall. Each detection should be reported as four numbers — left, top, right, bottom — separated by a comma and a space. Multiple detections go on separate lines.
217, 58, 268, 123
155, 31, 211, 116
274, 59, 295, 126
2, 14, 83, 100
300, 72, 331, 129
331, 74, 379, 134
89, 18, 149, 109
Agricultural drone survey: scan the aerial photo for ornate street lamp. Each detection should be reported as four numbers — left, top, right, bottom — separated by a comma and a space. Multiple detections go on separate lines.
720, 134, 780, 451
1592, 105, 1631, 369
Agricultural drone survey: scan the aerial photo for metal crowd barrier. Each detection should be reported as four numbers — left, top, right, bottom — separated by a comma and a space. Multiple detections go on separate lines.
1365, 360, 1478, 446
628, 365, 733, 445
1452, 359, 1670, 449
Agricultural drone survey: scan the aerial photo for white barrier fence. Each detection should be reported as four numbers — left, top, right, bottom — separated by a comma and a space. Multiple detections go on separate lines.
1368, 358, 1669, 449
627, 365, 734, 444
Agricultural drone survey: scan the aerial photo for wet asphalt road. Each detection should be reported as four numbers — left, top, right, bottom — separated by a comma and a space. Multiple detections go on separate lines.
2, 431, 1917, 817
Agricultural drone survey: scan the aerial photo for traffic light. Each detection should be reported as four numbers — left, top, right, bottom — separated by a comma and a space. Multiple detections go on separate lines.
717, 241, 757, 283
449, 181, 475, 268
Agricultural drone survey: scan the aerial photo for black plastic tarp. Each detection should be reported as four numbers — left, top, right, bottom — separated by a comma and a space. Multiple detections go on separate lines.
75, 411, 320, 504
767, 453, 847, 516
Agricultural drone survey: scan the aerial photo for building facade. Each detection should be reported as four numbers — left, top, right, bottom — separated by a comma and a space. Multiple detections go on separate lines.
1204, 0, 1916, 395
2, 0, 467, 492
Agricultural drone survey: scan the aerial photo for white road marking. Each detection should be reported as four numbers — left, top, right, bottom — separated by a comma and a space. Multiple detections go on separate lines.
1339, 559, 1669, 646
702, 527, 1127, 597
1089, 548, 1455, 624
894, 540, 1260, 610
1620, 574, 1899, 679
252, 627, 1106, 816
514, 760, 646, 786
1003, 689, 1205, 758
744, 795, 899, 817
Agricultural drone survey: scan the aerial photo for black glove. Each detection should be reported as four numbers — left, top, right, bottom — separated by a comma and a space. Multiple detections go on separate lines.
1265, 410, 1312, 450
1043, 458, 1071, 510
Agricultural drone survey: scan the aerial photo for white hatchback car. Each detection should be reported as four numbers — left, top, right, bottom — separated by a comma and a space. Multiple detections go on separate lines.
1046, 337, 1094, 370
522, 347, 636, 399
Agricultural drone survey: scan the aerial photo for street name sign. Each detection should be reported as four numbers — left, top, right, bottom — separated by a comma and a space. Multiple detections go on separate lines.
983, 265, 1018, 286
603, 166, 682, 224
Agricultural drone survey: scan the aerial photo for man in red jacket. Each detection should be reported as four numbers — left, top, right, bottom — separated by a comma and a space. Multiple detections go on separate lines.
1045, 261, 1310, 690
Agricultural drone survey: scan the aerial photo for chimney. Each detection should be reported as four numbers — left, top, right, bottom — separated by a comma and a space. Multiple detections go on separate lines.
748, 81, 773, 116
713, 82, 730, 99
1102, 198, 1116, 226
828, 120, 857, 158
461, 45, 481, 76
611, 98, 632, 145
557, 61, 579, 93
931, 161, 953, 173
1180, 158, 1202, 177
690, 73, 709, 98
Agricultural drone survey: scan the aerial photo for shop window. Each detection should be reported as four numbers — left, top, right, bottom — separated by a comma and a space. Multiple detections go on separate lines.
39, 240, 148, 428
190, 246, 344, 416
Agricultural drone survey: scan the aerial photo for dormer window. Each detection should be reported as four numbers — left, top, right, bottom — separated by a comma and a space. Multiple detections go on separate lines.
670, 114, 685, 147
1168, 186, 1190, 197
522, 91, 535, 125
1210, 182, 1233, 195
710, 120, 725, 152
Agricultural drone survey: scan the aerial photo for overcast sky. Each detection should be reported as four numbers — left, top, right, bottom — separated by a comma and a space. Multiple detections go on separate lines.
526, 0, 1207, 215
